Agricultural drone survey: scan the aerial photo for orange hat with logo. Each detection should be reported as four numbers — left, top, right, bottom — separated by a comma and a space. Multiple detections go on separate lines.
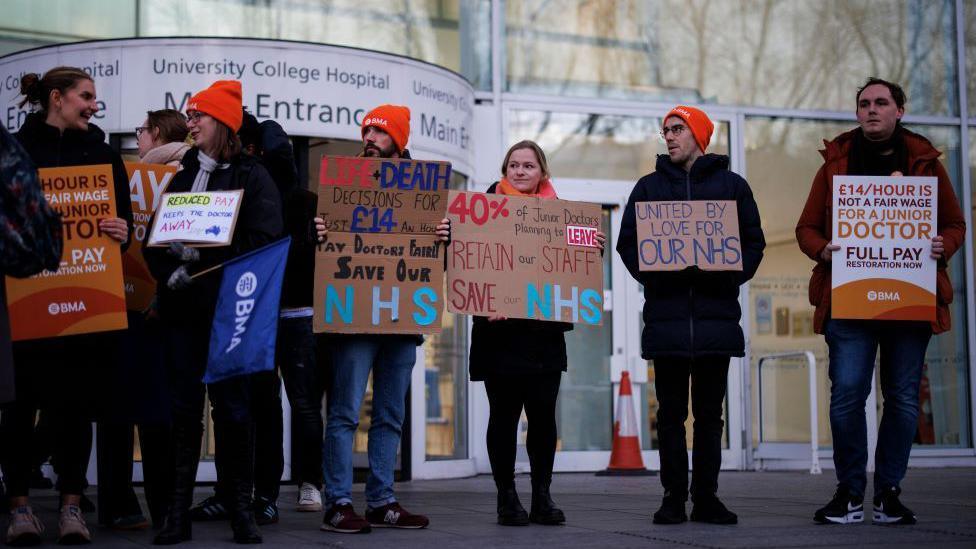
187, 80, 243, 132
663, 105, 714, 152
362, 104, 411, 152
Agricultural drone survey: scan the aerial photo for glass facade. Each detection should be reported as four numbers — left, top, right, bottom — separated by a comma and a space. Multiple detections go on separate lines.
3, 0, 973, 474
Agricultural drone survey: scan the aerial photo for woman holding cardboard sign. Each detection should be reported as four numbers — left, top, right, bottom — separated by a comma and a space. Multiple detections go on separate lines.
468, 140, 605, 527
142, 80, 282, 545
2, 66, 133, 546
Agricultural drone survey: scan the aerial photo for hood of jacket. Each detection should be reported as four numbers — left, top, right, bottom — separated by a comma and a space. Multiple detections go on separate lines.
17, 111, 108, 151
653, 153, 731, 184
820, 126, 941, 173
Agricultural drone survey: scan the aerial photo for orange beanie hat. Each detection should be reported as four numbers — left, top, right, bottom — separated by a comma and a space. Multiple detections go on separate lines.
663, 105, 714, 152
362, 104, 411, 152
187, 80, 243, 132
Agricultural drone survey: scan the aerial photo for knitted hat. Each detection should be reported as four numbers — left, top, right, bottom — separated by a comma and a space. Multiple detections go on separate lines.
361, 104, 410, 152
187, 80, 243, 132
663, 105, 714, 152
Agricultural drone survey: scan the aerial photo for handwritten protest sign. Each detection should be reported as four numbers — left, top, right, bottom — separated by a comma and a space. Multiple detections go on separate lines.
5, 165, 127, 340
314, 155, 450, 334
146, 190, 243, 247
635, 200, 742, 271
123, 162, 176, 311
446, 191, 604, 325
831, 175, 937, 321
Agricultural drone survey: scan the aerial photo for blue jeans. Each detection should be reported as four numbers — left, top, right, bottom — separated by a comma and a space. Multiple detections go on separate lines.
824, 319, 931, 498
323, 335, 416, 507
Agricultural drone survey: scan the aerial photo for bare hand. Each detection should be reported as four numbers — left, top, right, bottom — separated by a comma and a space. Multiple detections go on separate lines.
487, 315, 507, 322
821, 242, 841, 262
594, 231, 606, 251
314, 217, 327, 242
931, 235, 945, 260
99, 217, 128, 243
436, 218, 451, 242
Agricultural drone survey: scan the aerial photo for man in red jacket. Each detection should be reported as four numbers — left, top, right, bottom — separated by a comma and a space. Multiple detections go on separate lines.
796, 78, 966, 526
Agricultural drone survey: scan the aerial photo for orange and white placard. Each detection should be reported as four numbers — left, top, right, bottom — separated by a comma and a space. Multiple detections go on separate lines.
831, 175, 937, 321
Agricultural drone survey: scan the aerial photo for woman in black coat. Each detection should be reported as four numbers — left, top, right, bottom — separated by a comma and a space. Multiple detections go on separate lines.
469, 141, 605, 527
143, 80, 282, 545
3, 66, 132, 546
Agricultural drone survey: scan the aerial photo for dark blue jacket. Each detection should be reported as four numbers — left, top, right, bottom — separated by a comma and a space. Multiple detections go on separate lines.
616, 154, 765, 359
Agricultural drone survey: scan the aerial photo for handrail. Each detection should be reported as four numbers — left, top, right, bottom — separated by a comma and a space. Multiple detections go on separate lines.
756, 351, 821, 474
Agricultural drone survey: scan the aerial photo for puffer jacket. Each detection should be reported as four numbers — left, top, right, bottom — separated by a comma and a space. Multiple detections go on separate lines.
616, 154, 765, 360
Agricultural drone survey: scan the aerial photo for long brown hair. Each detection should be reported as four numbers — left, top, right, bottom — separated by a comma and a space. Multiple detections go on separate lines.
146, 109, 189, 144
500, 140, 550, 178
206, 122, 242, 161
19, 66, 93, 110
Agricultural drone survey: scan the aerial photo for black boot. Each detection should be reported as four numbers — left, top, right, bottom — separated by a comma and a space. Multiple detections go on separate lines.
653, 492, 688, 524
226, 422, 261, 544
153, 420, 203, 545
496, 484, 529, 526
529, 479, 565, 525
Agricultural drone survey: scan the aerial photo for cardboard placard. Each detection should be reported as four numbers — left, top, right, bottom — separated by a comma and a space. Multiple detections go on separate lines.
123, 162, 177, 311
634, 200, 742, 271
313, 232, 444, 334
313, 155, 451, 334
446, 191, 604, 324
5, 165, 128, 340
146, 190, 244, 247
831, 175, 937, 321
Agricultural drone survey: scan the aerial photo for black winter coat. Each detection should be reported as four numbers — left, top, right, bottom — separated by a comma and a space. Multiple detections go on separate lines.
616, 154, 765, 359
143, 147, 283, 322
468, 182, 573, 381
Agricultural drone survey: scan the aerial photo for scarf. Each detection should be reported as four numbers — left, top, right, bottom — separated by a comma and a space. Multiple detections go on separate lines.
497, 177, 558, 199
847, 125, 908, 177
141, 141, 190, 167
190, 150, 230, 192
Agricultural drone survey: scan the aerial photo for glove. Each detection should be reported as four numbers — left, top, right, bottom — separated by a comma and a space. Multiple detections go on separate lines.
166, 264, 193, 290
167, 242, 200, 263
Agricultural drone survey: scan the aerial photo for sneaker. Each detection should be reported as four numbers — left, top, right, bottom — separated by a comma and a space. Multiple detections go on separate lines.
189, 495, 230, 521
690, 495, 737, 525
296, 483, 323, 512
320, 503, 371, 534
6, 506, 44, 547
110, 513, 150, 530
652, 494, 687, 524
364, 502, 429, 529
57, 504, 91, 545
873, 487, 916, 525
253, 496, 279, 526
814, 487, 864, 524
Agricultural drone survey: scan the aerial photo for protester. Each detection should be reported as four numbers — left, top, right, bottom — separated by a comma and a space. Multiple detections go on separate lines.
796, 78, 966, 525
468, 140, 605, 526
313, 105, 450, 534
2, 66, 132, 545
137, 109, 191, 167
143, 80, 283, 545
616, 106, 765, 525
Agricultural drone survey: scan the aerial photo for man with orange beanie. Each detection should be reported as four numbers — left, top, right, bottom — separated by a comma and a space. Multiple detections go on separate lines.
615, 106, 765, 525
313, 105, 450, 534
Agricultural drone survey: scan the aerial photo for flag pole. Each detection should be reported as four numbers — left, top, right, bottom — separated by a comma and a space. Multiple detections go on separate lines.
189, 262, 225, 280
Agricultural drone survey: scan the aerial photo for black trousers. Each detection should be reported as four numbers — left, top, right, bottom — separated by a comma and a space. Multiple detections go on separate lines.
484, 371, 562, 488
95, 422, 171, 526
653, 356, 730, 501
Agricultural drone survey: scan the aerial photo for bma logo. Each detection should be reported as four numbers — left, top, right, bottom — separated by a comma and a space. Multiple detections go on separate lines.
363, 117, 388, 127
867, 290, 901, 302
227, 271, 258, 353
47, 301, 87, 315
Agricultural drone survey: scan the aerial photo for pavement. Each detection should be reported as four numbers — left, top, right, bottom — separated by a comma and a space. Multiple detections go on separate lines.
6, 469, 976, 548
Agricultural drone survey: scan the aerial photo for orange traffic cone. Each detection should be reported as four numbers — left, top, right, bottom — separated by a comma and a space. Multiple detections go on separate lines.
597, 371, 653, 476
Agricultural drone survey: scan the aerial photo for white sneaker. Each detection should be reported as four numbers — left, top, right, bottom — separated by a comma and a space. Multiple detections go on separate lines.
297, 482, 323, 512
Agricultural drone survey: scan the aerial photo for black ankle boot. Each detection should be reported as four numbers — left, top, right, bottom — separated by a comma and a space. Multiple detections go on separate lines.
226, 422, 262, 544
496, 485, 529, 526
529, 480, 565, 525
153, 420, 203, 545
231, 511, 262, 544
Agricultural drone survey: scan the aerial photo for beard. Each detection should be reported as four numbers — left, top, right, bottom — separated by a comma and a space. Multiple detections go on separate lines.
363, 141, 398, 158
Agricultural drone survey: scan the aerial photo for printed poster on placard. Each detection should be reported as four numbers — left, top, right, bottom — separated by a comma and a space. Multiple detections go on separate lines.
123, 162, 176, 311
634, 200, 742, 271
146, 190, 243, 247
446, 190, 604, 324
313, 155, 450, 334
831, 175, 937, 321
5, 165, 127, 340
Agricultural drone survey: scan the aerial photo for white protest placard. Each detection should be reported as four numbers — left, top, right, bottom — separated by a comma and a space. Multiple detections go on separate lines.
831, 175, 937, 321
147, 190, 244, 247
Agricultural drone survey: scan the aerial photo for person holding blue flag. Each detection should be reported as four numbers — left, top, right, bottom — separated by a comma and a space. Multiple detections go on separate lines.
143, 80, 282, 545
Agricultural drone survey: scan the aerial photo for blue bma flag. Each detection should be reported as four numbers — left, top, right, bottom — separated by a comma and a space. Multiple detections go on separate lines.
204, 237, 291, 384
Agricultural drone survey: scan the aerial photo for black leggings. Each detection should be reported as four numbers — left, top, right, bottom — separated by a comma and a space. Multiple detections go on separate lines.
484, 372, 562, 488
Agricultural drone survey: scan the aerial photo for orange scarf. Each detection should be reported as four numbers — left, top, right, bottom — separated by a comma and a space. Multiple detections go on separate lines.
498, 177, 558, 199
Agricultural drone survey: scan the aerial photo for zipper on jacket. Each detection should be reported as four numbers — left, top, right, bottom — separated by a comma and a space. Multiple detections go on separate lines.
686, 170, 694, 359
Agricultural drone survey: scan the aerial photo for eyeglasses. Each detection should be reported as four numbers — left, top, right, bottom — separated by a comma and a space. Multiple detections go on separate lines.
186, 111, 207, 123
134, 126, 149, 137
660, 124, 686, 138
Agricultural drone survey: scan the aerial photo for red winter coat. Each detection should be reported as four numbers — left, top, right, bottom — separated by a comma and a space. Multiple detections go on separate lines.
795, 127, 966, 335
